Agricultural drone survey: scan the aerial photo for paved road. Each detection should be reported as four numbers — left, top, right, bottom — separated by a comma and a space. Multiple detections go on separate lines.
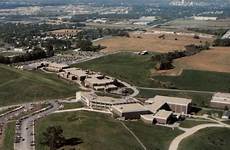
168, 123, 226, 150
14, 101, 60, 150
136, 86, 216, 94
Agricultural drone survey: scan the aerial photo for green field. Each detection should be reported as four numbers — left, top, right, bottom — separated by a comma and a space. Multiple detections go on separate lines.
124, 121, 183, 150
73, 52, 158, 87
35, 111, 143, 150
155, 70, 230, 92
179, 119, 213, 128
62, 102, 84, 110
178, 127, 230, 150
0, 121, 15, 150
73, 52, 230, 93
0, 64, 79, 106
137, 88, 212, 107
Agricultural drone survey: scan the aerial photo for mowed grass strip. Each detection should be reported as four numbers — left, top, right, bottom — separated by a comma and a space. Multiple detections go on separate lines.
0, 121, 15, 150
0, 64, 79, 106
35, 111, 143, 150
179, 119, 213, 128
124, 121, 183, 150
73, 52, 158, 87
178, 127, 230, 150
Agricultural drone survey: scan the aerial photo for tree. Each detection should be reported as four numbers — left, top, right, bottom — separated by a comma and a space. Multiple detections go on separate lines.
41, 126, 65, 150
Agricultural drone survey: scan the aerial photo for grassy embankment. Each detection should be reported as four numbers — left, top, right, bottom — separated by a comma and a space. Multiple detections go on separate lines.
0, 64, 79, 106
178, 127, 230, 150
35, 111, 182, 150
0, 121, 15, 150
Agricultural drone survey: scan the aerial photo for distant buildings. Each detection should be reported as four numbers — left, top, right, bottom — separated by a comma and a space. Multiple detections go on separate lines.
210, 92, 230, 109
193, 16, 217, 21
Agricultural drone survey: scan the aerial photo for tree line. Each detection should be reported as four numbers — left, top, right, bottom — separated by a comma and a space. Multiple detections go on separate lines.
152, 43, 210, 70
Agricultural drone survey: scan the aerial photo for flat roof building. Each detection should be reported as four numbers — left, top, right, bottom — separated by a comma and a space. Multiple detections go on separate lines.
145, 95, 192, 114
210, 92, 230, 109
141, 110, 173, 125
77, 92, 138, 110
111, 103, 151, 120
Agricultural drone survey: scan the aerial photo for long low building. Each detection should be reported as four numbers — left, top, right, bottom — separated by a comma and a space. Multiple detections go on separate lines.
77, 92, 138, 110
145, 95, 192, 114
210, 92, 230, 109
111, 103, 151, 120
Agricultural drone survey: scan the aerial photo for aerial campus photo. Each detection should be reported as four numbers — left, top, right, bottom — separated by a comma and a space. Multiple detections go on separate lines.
0, 0, 230, 150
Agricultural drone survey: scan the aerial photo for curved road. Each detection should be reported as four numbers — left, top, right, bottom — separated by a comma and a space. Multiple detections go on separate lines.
168, 123, 226, 150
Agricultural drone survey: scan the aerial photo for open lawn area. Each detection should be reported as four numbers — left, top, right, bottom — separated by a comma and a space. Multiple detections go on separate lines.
179, 119, 213, 128
124, 121, 183, 150
0, 121, 15, 150
178, 127, 230, 150
61, 102, 84, 110
72, 52, 158, 87
35, 111, 143, 150
137, 88, 212, 107
0, 64, 79, 106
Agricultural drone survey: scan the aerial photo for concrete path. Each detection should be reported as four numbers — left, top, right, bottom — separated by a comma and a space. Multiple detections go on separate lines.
53, 108, 112, 114
136, 86, 215, 94
168, 123, 225, 150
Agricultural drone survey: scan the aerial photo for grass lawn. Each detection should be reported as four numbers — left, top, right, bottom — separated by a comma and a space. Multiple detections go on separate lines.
137, 88, 212, 107
197, 108, 224, 118
61, 102, 84, 110
0, 121, 15, 150
0, 64, 79, 106
179, 119, 213, 128
155, 70, 230, 92
178, 127, 230, 150
72, 52, 158, 87
73, 52, 230, 93
35, 111, 143, 150
124, 121, 183, 150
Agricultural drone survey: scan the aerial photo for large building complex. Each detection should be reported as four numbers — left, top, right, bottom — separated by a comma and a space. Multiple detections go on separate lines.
111, 103, 151, 120
77, 92, 138, 110
210, 92, 230, 109
145, 95, 192, 114
58, 68, 119, 92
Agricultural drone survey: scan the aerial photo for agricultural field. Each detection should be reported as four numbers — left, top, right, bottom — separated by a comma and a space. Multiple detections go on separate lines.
0, 64, 79, 106
174, 47, 230, 73
155, 70, 230, 92
178, 127, 230, 150
161, 18, 230, 30
0, 122, 15, 150
35, 111, 143, 150
95, 32, 212, 53
124, 121, 183, 150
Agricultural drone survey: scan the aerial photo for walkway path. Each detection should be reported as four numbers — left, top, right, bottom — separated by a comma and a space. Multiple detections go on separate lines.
136, 86, 215, 94
53, 107, 112, 114
120, 122, 147, 150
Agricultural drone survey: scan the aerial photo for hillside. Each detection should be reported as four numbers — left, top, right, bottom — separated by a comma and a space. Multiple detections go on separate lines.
0, 64, 78, 106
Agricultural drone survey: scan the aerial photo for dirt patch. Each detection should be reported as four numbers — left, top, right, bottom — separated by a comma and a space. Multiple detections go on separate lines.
96, 32, 213, 53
